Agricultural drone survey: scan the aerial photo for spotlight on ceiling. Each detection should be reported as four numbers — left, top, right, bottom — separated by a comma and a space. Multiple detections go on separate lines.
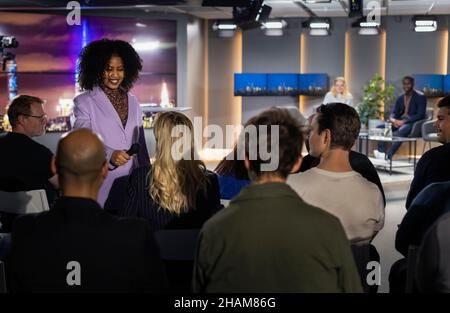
261, 19, 287, 36
413, 16, 437, 32
302, 18, 331, 36
352, 17, 380, 35
212, 20, 237, 37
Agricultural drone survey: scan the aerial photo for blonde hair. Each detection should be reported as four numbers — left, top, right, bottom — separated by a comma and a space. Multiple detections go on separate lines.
149, 111, 207, 215
331, 77, 351, 100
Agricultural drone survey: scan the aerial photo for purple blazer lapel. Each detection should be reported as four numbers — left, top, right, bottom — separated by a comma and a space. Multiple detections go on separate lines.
125, 92, 137, 133
91, 86, 125, 133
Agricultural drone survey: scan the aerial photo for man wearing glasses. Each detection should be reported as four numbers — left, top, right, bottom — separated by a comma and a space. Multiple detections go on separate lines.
0, 95, 58, 231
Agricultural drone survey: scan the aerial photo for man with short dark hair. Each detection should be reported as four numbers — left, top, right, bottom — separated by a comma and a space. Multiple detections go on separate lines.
375, 76, 427, 160
193, 107, 362, 293
292, 103, 384, 244
0, 95, 58, 231
8, 128, 167, 292
405, 95, 450, 208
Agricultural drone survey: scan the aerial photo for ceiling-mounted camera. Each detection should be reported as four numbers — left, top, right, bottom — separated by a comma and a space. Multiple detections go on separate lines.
0, 36, 19, 49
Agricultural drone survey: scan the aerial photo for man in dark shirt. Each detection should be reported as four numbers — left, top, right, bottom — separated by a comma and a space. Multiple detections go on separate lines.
376, 76, 427, 160
405, 95, 450, 209
0, 95, 58, 231
8, 128, 167, 292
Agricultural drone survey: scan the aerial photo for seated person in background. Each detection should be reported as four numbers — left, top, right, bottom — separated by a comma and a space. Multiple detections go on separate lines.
323, 77, 354, 108
297, 114, 386, 207
405, 95, 450, 209
290, 103, 384, 244
193, 107, 362, 293
0, 95, 58, 231
120, 111, 221, 231
214, 143, 250, 200
416, 196, 450, 293
374, 76, 427, 160
8, 129, 167, 292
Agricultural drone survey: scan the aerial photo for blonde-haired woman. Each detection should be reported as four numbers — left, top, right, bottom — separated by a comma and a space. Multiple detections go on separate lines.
120, 111, 221, 230
323, 77, 353, 107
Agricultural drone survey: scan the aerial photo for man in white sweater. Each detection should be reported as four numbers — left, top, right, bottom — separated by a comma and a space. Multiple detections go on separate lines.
289, 103, 384, 244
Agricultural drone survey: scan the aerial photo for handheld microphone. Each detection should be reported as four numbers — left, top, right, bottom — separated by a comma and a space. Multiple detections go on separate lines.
125, 143, 140, 156
109, 143, 140, 171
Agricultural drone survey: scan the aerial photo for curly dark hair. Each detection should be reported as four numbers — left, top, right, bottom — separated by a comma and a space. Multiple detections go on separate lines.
77, 38, 143, 91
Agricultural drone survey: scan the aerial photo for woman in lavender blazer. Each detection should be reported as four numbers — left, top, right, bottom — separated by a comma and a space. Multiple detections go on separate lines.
73, 39, 149, 207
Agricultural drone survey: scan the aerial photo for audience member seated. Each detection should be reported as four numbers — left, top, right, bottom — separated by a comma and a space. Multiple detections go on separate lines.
193, 107, 362, 293
214, 144, 250, 200
389, 181, 450, 293
416, 197, 450, 293
297, 114, 385, 206
0, 95, 58, 232
374, 76, 427, 161
290, 103, 384, 244
7, 129, 167, 292
405, 95, 450, 209
120, 111, 221, 231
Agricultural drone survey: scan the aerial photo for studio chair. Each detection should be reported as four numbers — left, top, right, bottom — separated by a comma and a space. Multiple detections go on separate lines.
408, 107, 434, 139
421, 120, 439, 153
408, 108, 434, 160
154, 229, 200, 292
351, 243, 380, 293
0, 189, 49, 232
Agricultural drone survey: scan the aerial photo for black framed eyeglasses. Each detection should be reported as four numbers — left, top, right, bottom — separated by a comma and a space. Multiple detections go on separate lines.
22, 113, 48, 120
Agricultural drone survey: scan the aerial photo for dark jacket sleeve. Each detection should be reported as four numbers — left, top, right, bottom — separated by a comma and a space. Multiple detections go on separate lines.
405, 93, 427, 124
396, 184, 449, 257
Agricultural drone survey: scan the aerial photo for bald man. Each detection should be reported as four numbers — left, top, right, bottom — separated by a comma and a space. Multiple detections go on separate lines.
7, 129, 167, 293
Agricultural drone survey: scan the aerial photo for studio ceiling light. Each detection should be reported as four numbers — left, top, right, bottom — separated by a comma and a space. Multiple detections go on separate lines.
413, 16, 437, 32
352, 17, 380, 35
212, 21, 237, 31
262, 20, 287, 29
302, 18, 331, 36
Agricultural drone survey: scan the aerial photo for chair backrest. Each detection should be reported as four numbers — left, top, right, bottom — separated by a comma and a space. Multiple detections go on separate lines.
0, 189, 49, 215
0, 260, 6, 293
422, 120, 438, 141
154, 229, 200, 261
426, 107, 434, 120
351, 243, 380, 293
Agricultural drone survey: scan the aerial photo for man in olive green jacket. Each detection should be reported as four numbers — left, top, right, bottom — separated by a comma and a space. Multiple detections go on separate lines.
193, 107, 362, 293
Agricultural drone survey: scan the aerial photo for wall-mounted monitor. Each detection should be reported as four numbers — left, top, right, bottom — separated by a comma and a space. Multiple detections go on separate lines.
299, 73, 329, 96
267, 74, 299, 96
444, 75, 450, 96
234, 73, 268, 96
413, 74, 444, 98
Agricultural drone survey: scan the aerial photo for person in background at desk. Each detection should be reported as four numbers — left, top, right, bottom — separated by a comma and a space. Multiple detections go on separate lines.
0, 95, 58, 231
323, 76, 354, 108
72, 38, 149, 207
374, 76, 427, 161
